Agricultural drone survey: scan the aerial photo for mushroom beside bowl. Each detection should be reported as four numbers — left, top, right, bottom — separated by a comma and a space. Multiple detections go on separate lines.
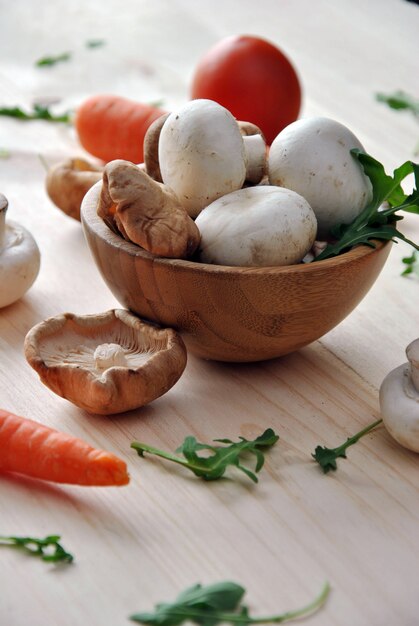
81, 182, 391, 363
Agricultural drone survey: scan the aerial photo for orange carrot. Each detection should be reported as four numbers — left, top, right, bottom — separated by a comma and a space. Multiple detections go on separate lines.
75, 94, 166, 164
0, 409, 129, 486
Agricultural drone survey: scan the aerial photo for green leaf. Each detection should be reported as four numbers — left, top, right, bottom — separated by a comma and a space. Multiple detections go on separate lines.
0, 104, 71, 123
401, 250, 419, 276
315, 151, 419, 261
130, 581, 330, 625
312, 446, 346, 474
86, 39, 106, 48
35, 52, 71, 67
131, 429, 279, 483
376, 91, 419, 117
312, 419, 383, 474
0, 534, 73, 563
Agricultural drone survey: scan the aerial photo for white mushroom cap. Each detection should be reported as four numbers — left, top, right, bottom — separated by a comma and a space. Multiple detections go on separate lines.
268, 117, 372, 238
379, 363, 419, 452
0, 194, 41, 309
158, 99, 246, 218
195, 185, 317, 267
406, 338, 419, 391
379, 338, 419, 453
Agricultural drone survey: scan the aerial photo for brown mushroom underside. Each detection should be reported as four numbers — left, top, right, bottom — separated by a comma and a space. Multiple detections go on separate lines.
24, 309, 187, 415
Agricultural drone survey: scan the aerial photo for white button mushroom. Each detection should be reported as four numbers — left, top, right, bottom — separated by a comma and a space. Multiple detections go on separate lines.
0, 194, 41, 308
158, 99, 247, 218
379, 338, 419, 452
268, 117, 372, 238
195, 185, 317, 267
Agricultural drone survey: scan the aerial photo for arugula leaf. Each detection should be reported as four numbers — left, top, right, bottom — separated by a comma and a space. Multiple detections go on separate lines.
312, 419, 383, 473
86, 39, 106, 48
35, 52, 71, 67
315, 151, 419, 261
131, 429, 279, 483
376, 91, 419, 155
401, 250, 419, 276
130, 581, 330, 625
0, 104, 71, 123
0, 534, 73, 563
376, 91, 419, 117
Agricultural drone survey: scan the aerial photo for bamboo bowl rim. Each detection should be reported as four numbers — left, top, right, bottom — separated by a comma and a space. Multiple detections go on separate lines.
81, 181, 388, 274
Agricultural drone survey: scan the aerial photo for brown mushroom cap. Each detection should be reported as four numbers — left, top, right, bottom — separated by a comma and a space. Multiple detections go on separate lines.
98, 160, 200, 259
144, 112, 170, 183
46, 157, 103, 221
24, 309, 187, 415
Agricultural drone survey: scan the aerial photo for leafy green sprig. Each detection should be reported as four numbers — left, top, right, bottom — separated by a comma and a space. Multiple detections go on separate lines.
376, 91, 419, 118
86, 39, 106, 48
0, 104, 71, 123
376, 91, 419, 155
401, 250, 419, 276
312, 419, 383, 473
131, 429, 279, 483
130, 581, 330, 625
35, 52, 71, 67
315, 151, 419, 261
0, 534, 74, 563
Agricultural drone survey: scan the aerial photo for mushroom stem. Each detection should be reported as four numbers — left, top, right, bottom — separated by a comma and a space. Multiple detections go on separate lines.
94, 343, 127, 370
0, 193, 8, 249
242, 134, 267, 184
406, 338, 419, 392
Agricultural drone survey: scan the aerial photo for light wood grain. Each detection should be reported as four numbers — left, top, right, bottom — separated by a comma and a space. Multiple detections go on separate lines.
1, 1, 419, 626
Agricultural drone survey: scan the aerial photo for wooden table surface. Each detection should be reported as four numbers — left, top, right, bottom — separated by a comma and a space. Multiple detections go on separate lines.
1, 1, 419, 625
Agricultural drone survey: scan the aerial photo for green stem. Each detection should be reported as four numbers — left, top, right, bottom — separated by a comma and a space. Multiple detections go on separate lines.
246, 582, 330, 623
332, 419, 383, 456
131, 442, 190, 468
132, 440, 257, 477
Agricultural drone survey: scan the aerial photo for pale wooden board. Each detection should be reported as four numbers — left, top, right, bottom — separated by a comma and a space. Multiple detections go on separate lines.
1, 1, 419, 625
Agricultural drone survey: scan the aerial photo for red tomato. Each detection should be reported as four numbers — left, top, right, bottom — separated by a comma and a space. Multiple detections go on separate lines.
190, 35, 302, 145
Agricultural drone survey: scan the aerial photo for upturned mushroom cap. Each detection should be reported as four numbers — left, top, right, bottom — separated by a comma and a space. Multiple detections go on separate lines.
46, 157, 103, 221
268, 117, 372, 238
195, 185, 317, 267
24, 309, 187, 415
97, 160, 200, 259
158, 99, 246, 218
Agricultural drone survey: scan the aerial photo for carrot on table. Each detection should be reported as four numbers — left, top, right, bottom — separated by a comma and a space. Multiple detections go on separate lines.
75, 94, 166, 164
0, 409, 129, 486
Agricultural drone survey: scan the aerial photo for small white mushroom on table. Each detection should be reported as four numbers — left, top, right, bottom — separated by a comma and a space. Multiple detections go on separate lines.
0, 193, 41, 309
380, 338, 419, 452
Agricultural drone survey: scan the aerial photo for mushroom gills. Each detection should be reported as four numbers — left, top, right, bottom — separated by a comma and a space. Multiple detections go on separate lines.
40, 326, 170, 376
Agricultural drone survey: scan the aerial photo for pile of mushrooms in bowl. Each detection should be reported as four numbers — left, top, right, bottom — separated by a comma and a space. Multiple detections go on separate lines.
81, 99, 392, 362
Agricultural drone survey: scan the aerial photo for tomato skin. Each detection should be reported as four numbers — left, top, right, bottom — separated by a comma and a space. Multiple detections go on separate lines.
190, 35, 302, 145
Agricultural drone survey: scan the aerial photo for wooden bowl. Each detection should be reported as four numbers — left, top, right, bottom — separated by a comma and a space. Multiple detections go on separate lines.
81, 182, 391, 362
